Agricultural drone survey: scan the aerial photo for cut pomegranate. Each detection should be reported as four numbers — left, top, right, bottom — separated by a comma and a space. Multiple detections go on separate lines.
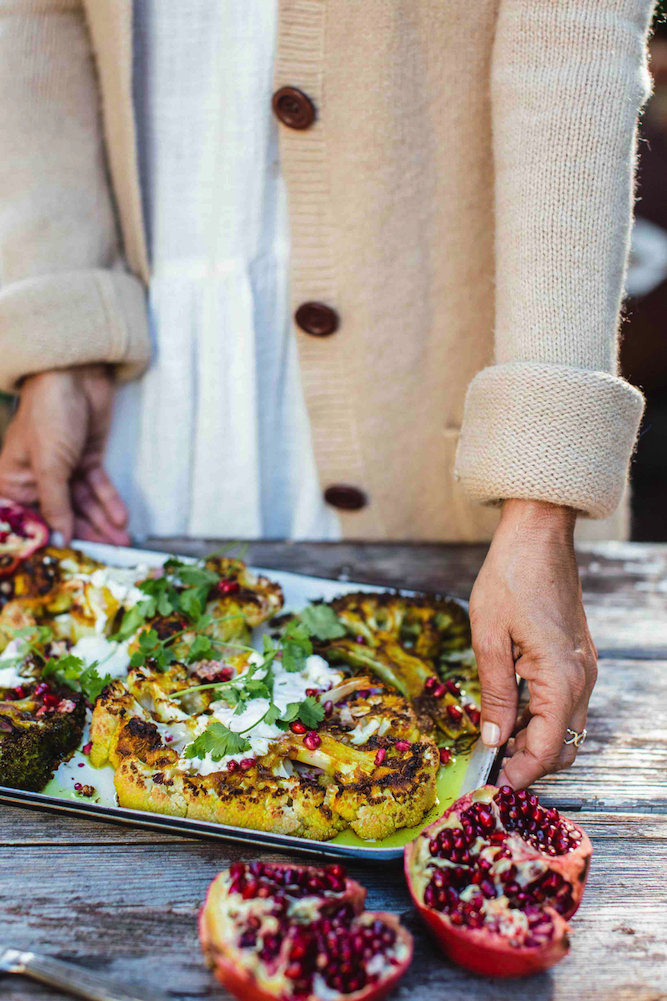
0, 499, 48, 577
199, 861, 412, 1001
404, 785, 592, 978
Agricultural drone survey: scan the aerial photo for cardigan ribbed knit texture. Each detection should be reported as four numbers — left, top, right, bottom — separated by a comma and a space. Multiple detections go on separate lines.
0, 0, 655, 540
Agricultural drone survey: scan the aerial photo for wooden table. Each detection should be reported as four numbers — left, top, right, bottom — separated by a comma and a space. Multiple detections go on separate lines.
2, 540, 666, 1001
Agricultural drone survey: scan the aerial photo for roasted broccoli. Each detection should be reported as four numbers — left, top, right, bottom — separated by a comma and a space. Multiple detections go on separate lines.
0, 682, 86, 791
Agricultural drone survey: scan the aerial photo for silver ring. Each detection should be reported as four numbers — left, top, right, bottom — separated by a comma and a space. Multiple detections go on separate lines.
563, 727, 587, 748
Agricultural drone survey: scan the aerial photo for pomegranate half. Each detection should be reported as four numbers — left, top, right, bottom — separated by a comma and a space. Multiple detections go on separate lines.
0, 499, 48, 576
199, 861, 413, 1001
404, 785, 592, 978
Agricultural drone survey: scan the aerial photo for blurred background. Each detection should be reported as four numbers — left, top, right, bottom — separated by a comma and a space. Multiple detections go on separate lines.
0, 6, 666, 540
623, 0, 667, 539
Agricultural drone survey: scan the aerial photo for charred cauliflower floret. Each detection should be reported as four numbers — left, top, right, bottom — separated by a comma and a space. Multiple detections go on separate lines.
0, 681, 86, 790
285, 676, 439, 840
0, 547, 103, 614
297, 593, 480, 746
202, 556, 284, 643
88, 668, 438, 842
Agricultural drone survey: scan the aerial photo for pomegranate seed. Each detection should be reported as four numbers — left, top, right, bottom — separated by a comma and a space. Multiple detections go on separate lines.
217, 579, 240, 595
303, 731, 322, 750
227, 760, 239, 772
374, 747, 386, 766
305, 688, 318, 696
395, 740, 411, 752
239, 757, 255, 771
446, 704, 463, 722
444, 680, 461, 696
424, 677, 438, 692
82, 742, 92, 755
73, 783, 82, 791
324, 700, 333, 717
241, 881, 258, 899
290, 720, 307, 734
439, 747, 452, 765
433, 683, 447, 699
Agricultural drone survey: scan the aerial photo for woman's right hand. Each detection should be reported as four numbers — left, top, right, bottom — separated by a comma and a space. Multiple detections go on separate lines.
0, 365, 130, 545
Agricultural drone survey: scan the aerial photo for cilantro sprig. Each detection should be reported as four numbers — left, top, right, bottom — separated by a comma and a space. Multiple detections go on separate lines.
183, 721, 251, 761
9, 626, 113, 703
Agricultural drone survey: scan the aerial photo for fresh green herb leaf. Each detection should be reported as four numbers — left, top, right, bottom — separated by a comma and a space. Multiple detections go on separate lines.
299, 604, 346, 641
111, 604, 146, 642
79, 665, 112, 702
266, 701, 301, 730
297, 695, 325, 729
176, 565, 220, 588
281, 619, 312, 672
43, 654, 112, 702
187, 634, 214, 663
183, 721, 251, 761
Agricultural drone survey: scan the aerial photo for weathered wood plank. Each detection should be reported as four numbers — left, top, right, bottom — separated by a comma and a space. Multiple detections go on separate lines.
1, 815, 665, 1001
530, 655, 667, 812
1, 804, 665, 845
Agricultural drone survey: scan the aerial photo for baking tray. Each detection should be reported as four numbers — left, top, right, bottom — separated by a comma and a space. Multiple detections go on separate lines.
0, 541, 500, 860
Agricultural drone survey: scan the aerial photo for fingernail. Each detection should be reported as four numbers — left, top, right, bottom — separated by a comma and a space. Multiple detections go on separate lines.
481, 721, 501, 747
50, 531, 64, 547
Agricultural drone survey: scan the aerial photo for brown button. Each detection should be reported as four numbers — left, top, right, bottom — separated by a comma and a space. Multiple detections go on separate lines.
295, 302, 339, 337
324, 485, 368, 511
272, 86, 316, 130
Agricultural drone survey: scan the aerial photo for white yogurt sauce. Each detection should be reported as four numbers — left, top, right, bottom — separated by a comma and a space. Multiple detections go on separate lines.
69, 634, 132, 678
74, 565, 148, 609
0, 663, 29, 689
179, 654, 343, 775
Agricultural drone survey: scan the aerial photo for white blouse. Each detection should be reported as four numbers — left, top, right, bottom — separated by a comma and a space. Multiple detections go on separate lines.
104, 0, 340, 542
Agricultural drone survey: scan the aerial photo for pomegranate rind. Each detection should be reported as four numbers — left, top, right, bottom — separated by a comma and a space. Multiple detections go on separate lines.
404, 785, 592, 978
0, 499, 49, 577
199, 865, 413, 1001
409, 893, 569, 978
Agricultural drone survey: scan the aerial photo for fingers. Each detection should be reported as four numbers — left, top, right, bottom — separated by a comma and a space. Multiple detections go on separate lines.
34, 459, 74, 545
82, 465, 129, 529
472, 628, 518, 750
497, 692, 589, 789
72, 476, 130, 546
73, 514, 117, 545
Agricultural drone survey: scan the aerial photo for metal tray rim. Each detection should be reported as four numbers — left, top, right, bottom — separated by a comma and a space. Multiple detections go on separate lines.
0, 539, 500, 861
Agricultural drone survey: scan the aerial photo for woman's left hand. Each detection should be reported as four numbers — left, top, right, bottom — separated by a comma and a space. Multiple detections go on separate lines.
469, 498, 597, 789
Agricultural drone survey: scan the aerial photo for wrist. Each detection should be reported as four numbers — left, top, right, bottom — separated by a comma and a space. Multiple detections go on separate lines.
499, 498, 576, 537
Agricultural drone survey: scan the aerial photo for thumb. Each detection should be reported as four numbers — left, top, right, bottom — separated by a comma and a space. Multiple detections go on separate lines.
34, 457, 74, 545
472, 628, 518, 749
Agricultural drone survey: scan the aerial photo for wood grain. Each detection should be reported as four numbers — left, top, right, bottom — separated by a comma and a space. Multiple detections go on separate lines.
0, 814, 665, 1001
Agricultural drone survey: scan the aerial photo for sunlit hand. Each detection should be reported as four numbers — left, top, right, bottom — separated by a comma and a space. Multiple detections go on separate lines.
469, 498, 597, 789
0, 366, 130, 545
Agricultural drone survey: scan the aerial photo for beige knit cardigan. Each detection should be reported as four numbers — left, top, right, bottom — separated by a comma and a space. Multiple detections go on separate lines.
0, 0, 655, 541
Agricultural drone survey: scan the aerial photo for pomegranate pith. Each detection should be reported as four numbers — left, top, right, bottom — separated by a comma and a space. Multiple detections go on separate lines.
0, 499, 49, 576
199, 861, 412, 1001
404, 785, 592, 978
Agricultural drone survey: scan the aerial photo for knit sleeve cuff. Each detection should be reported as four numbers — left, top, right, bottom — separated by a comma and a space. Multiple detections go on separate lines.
0, 269, 150, 393
454, 362, 645, 519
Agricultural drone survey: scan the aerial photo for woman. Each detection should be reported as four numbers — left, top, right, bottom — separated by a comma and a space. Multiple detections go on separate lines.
0, 0, 655, 787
